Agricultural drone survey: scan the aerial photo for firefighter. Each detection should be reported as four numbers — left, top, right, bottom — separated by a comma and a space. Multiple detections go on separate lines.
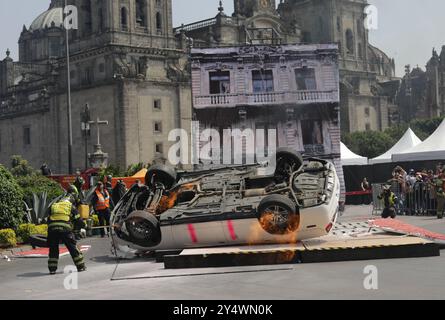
47, 185, 86, 275
73, 170, 85, 194
92, 182, 113, 237
378, 185, 397, 219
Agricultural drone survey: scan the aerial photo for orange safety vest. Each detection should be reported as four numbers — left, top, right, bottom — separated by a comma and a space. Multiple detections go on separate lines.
95, 189, 110, 210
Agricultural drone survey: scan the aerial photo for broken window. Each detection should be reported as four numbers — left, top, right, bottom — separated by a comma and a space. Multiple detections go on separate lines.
136, 0, 146, 27
302, 120, 323, 146
155, 143, 163, 154
154, 121, 162, 133
295, 68, 317, 91
252, 70, 274, 93
154, 99, 162, 110
209, 71, 230, 94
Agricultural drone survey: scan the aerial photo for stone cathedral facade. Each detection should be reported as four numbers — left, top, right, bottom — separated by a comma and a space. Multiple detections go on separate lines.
0, 0, 397, 173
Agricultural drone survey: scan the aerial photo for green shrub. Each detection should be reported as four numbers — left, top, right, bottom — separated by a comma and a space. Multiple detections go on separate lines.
16, 174, 64, 206
91, 215, 100, 227
0, 165, 24, 230
34, 224, 48, 236
10, 155, 37, 177
16, 224, 48, 243
17, 224, 37, 243
0, 229, 17, 248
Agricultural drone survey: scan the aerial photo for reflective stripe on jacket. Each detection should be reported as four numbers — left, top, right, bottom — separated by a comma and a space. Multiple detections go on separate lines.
95, 190, 110, 211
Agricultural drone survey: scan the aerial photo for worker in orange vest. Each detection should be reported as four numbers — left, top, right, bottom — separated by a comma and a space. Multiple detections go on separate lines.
91, 181, 113, 237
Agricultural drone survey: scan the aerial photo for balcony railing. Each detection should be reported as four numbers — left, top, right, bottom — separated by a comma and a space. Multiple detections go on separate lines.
194, 90, 339, 109
174, 18, 217, 33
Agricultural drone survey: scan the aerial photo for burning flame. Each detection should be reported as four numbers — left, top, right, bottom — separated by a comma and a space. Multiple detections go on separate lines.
156, 183, 197, 214
247, 211, 300, 262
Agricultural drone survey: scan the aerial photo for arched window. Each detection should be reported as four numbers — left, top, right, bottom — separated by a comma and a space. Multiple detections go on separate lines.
121, 7, 128, 30
346, 29, 354, 55
98, 8, 104, 32
83, 0, 92, 35
156, 12, 162, 31
136, 0, 146, 27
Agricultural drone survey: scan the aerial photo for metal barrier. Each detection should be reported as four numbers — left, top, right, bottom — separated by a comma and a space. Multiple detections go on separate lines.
372, 181, 438, 217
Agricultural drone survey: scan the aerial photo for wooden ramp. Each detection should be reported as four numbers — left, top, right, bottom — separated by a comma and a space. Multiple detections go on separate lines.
163, 235, 440, 269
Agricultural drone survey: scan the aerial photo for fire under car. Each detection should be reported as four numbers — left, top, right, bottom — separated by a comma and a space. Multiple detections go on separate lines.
110, 148, 340, 256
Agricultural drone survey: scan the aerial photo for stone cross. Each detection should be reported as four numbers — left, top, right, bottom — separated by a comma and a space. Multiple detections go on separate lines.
89, 117, 108, 146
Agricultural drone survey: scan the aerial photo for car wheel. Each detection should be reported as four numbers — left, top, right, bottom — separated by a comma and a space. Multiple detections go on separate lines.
274, 148, 303, 181
145, 164, 177, 190
257, 195, 300, 235
29, 234, 49, 248
125, 211, 162, 247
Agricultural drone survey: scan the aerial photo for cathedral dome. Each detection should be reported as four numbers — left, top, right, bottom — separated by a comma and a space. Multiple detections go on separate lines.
29, 7, 63, 31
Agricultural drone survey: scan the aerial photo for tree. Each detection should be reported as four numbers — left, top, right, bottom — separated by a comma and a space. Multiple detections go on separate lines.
15, 174, 64, 206
343, 131, 395, 159
0, 165, 24, 229
10, 155, 36, 177
411, 116, 444, 140
383, 123, 409, 142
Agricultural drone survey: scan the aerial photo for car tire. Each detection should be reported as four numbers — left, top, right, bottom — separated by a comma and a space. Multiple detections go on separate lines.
257, 194, 300, 235
274, 148, 303, 181
145, 164, 177, 190
125, 211, 162, 247
29, 234, 49, 249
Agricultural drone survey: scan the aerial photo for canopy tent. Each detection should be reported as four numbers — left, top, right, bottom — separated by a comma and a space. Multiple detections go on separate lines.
132, 168, 148, 179
341, 142, 368, 166
369, 128, 422, 164
393, 119, 445, 162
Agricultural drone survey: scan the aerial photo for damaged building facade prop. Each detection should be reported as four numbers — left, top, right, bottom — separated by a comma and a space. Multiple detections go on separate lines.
190, 44, 342, 184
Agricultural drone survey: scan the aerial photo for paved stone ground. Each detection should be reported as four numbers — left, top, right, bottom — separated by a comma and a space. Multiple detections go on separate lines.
0, 205, 444, 300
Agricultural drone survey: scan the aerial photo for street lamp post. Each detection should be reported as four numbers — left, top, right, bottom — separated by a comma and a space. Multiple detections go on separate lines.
81, 103, 91, 170
64, 0, 74, 174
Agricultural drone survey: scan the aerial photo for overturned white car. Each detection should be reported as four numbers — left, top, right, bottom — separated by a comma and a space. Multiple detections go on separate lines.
111, 149, 340, 256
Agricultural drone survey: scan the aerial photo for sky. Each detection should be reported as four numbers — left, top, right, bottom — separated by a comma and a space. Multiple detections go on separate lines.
1, 0, 445, 77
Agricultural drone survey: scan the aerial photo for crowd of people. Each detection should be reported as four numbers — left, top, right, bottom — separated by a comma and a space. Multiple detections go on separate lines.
379, 163, 445, 219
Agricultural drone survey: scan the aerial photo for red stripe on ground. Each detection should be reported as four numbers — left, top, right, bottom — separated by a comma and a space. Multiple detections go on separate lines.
13, 245, 91, 257
370, 219, 445, 241
187, 224, 198, 243
227, 220, 237, 240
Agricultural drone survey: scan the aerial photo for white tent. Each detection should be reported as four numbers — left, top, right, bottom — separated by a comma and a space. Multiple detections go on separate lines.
341, 142, 368, 166
392, 119, 445, 162
369, 128, 422, 164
